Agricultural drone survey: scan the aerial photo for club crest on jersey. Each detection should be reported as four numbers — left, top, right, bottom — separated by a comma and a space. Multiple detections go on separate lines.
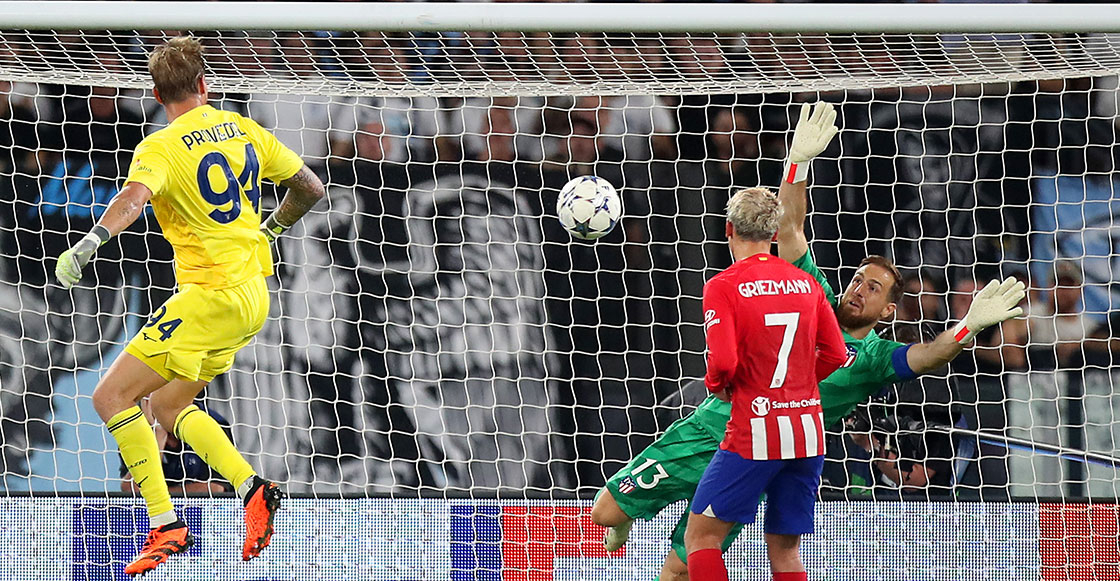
751, 396, 770, 416
618, 476, 637, 494
842, 345, 858, 368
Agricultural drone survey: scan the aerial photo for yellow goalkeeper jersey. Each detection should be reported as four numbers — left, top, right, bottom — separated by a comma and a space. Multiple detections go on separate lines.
125, 104, 304, 289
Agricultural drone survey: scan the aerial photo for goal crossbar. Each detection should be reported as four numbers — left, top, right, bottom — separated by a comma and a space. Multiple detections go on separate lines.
4, 2, 1120, 33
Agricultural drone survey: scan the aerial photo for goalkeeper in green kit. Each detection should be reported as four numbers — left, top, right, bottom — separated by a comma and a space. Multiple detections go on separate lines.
589, 102, 1027, 581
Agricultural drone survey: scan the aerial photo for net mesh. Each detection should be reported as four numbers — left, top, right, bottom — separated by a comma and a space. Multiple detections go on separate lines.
3, 31, 1120, 96
1, 23, 1119, 577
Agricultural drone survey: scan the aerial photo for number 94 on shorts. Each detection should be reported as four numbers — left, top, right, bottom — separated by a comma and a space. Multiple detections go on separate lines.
603, 414, 721, 521
123, 276, 269, 383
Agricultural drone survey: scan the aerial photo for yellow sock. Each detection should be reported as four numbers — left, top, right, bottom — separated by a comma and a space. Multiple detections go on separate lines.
107, 406, 175, 521
173, 405, 256, 493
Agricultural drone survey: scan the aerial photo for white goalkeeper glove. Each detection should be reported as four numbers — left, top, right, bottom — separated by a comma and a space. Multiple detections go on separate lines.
260, 213, 292, 244
951, 277, 1027, 344
784, 101, 839, 184
55, 225, 111, 289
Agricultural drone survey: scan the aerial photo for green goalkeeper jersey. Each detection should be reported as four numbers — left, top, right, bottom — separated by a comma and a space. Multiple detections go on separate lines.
691, 251, 916, 436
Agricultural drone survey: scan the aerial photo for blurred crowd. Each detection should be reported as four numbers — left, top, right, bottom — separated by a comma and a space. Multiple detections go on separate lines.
2, 23, 1119, 496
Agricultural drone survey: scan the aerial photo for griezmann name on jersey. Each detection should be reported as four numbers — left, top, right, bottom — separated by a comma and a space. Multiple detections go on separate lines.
125, 105, 304, 289
703, 253, 847, 461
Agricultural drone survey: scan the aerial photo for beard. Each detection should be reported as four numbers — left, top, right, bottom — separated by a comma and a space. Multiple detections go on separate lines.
835, 303, 881, 330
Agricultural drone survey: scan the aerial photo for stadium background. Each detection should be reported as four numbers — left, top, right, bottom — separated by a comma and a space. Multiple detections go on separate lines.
0, 1, 1119, 578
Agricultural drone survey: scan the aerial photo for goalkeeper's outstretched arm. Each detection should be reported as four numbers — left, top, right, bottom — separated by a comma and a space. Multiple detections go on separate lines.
905, 277, 1026, 374
776, 179, 808, 263
260, 164, 327, 243
55, 182, 153, 289
770, 101, 1027, 376
777, 101, 836, 263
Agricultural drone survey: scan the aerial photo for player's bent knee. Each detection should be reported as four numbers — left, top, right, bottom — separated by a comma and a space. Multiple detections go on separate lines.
91, 382, 141, 423
92, 352, 172, 422
683, 513, 729, 553
764, 532, 801, 552
660, 550, 689, 581
591, 489, 628, 527
90, 385, 114, 422
149, 403, 185, 435
684, 531, 724, 553
149, 379, 208, 431
765, 533, 803, 570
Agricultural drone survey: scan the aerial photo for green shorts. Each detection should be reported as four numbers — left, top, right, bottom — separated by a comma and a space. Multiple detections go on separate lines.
601, 409, 744, 562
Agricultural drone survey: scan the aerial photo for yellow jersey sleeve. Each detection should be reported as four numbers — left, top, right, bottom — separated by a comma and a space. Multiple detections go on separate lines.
241, 116, 304, 183
124, 137, 172, 197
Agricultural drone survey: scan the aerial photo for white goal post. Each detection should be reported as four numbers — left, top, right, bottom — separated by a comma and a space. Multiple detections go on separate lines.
4, 2, 1120, 33
1, 3, 1119, 578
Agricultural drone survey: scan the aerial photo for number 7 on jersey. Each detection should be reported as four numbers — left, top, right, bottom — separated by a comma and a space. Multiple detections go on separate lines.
764, 312, 800, 389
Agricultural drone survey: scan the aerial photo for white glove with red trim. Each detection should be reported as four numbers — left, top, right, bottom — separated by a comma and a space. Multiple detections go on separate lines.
952, 277, 1026, 344
784, 101, 839, 184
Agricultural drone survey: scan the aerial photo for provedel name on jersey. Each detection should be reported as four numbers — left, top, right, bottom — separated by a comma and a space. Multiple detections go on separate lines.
180, 122, 247, 151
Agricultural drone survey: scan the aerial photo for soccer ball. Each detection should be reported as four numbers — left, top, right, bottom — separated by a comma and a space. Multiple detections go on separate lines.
556, 176, 622, 240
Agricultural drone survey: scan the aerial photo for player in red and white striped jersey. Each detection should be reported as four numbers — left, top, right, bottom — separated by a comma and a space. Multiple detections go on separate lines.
684, 187, 847, 581
704, 264, 844, 461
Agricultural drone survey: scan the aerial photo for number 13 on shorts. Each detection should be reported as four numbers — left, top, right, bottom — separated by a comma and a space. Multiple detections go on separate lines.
631, 458, 669, 490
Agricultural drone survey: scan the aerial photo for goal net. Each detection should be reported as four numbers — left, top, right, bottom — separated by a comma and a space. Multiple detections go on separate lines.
1, 7, 1119, 579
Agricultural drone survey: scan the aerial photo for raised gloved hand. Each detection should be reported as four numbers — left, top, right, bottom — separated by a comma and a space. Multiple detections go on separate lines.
952, 277, 1027, 344
784, 101, 839, 183
55, 226, 110, 289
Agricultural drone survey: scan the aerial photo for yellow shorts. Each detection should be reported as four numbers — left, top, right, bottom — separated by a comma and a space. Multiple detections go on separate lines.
124, 276, 269, 382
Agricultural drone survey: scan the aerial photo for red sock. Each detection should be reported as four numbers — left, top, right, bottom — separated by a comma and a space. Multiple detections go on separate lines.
773, 572, 808, 581
687, 548, 728, 581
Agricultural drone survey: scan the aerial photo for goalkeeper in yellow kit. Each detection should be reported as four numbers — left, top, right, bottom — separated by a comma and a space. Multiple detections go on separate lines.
54, 37, 325, 576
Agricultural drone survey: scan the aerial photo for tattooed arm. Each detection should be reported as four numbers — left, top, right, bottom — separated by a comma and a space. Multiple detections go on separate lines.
261, 165, 327, 242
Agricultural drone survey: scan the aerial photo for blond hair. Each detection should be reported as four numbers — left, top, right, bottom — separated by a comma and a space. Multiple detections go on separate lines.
725, 187, 781, 242
148, 36, 205, 104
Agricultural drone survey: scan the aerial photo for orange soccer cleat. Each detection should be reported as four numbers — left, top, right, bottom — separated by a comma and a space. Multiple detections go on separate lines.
124, 522, 194, 577
242, 476, 284, 561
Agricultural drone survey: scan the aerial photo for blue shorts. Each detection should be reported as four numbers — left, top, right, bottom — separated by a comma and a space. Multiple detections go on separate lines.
691, 449, 824, 535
